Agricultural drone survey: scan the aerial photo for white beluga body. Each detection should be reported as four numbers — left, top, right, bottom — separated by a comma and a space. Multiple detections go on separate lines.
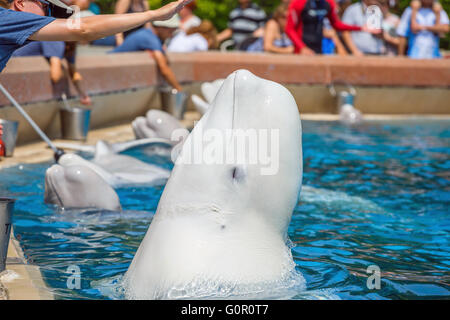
132, 109, 185, 141
339, 104, 363, 125
123, 70, 303, 299
44, 164, 121, 211
58, 141, 170, 188
191, 79, 225, 115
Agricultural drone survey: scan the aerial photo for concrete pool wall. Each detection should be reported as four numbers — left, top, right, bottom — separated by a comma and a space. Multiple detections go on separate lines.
0, 51, 449, 145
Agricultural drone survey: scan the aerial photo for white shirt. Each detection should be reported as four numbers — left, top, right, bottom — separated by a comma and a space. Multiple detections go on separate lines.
180, 15, 202, 31
167, 31, 209, 53
397, 7, 449, 59
342, 2, 385, 54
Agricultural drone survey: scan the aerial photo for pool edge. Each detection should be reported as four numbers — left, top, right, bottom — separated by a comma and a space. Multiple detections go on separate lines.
0, 228, 54, 300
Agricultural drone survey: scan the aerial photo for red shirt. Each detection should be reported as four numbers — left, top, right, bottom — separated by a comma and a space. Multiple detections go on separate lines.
286, 0, 361, 53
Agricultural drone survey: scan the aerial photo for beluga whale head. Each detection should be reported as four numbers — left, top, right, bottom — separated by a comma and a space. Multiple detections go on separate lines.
44, 164, 121, 211
123, 69, 303, 299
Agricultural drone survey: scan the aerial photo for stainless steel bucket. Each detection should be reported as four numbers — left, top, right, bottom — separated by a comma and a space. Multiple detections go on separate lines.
60, 108, 91, 141
160, 87, 188, 120
337, 91, 355, 110
0, 119, 19, 157
0, 198, 15, 273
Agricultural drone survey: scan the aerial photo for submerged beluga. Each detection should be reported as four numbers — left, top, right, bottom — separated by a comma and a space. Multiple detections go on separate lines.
123, 70, 304, 299
191, 79, 225, 115
57, 140, 171, 188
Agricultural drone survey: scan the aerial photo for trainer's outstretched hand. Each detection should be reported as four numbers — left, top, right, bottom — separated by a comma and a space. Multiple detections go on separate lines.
153, 0, 194, 21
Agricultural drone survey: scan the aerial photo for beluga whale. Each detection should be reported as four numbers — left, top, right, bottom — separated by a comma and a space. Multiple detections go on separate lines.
132, 109, 185, 141
123, 70, 304, 299
44, 164, 121, 211
191, 79, 225, 115
57, 140, 171, 188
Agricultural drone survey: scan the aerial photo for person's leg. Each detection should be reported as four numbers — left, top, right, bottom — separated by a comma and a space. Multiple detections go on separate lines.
49, 57, 64, 83
149, 50, 183, 92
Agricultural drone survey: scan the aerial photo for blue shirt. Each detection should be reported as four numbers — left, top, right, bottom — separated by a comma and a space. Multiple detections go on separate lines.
13, 41, 65, 59
0, 8, 55, 72
397, 7, 449, 59
110, 29, 163, 54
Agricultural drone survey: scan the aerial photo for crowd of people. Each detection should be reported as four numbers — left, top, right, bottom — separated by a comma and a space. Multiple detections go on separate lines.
1, 0, 449, 106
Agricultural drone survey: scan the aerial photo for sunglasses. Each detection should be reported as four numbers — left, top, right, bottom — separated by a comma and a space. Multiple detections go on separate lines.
33, 0, 52, 16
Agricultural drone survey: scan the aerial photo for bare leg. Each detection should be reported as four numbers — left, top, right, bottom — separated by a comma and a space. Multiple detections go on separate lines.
149, 50, 183, 92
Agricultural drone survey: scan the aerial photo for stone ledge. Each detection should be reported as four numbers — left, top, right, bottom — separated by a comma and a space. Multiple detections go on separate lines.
1, 51, 449, 107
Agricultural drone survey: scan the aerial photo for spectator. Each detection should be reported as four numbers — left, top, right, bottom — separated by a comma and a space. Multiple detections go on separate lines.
337, 0, 352, 18
168, 20, 218, 52
88, 0, 101, 15
216, 0, 267, 50
13, 41, 92, 105
73, 0, 95, 18
0, 0, 193, 73
110, 15, 183, 92
286, 0, 367, 55
341, 0, 385, 56
179, 0, 201, 31
397, 0, 449, 59
379, 0, 400, 56
322, 18, 349, 55
114, 0, 152, 46
246, 4, 294, 54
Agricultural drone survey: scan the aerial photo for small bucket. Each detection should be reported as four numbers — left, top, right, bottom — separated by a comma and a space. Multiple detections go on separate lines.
160, 87, 188, 120
337, 91, 355, 111
60, 108, 91, 141
0, 119, 19, 157
0, 198, 15, 273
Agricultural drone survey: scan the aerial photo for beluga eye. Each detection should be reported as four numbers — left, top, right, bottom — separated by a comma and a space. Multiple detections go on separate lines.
231, 166, 246, 183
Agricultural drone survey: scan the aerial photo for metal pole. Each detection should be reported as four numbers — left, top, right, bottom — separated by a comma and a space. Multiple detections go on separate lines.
0, 84, 64, 161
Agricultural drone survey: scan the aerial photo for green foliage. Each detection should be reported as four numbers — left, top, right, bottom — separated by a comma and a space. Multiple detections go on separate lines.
95, 0, 450, 49
147, 0, 283, 31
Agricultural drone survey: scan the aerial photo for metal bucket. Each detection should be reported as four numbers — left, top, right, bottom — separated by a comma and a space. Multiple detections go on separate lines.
0, 198, 15, 273
0, 119, 19, 157
337, 91, 355, 110
60, 108, 91, 141
160, 87, 188, 120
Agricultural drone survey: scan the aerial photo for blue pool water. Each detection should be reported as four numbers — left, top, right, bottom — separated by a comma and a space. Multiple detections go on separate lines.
0, 120, 449, 300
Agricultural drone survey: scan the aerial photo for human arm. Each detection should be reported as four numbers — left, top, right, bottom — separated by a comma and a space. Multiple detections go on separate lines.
143, 1, 153, 31
324, 28, 348, 55
217, 28, 233, 44
327, 0, 361, 32
410, 0, 422, 33
341, 31, 363, 56
285, 0, 314, 54
264, 20, 294, 54
397, 36, 407, 55
383, 29, 400, 46
150, 50, 182, 92
30, 0, 193, 42
67, 63, 91, 105
423, 23, 449, 34
114, 0, 132, 46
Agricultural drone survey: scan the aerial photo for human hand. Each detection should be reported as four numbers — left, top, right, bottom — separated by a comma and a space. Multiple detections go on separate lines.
154, 0, 194, 21
80, 95, 92, 106
362, 24, 382, 35
411, 24, 425, 33
301, 46, 315, 56
353, 49, 364, 57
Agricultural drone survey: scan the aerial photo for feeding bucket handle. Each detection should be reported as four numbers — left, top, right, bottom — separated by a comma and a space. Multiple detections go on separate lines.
328, 81, 356, 97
